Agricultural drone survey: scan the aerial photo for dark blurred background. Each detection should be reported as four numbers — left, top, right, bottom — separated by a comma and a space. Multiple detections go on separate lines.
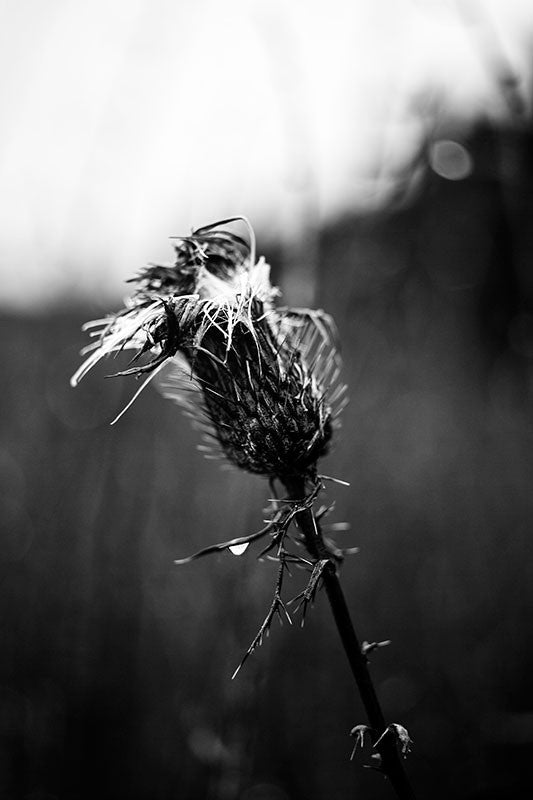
2, 2, 533, 799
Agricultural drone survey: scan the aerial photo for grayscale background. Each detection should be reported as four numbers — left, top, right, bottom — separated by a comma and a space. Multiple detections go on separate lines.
1, 2, 533, 798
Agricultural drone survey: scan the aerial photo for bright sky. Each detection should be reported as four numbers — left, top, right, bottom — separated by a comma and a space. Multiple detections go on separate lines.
0, 0, 531, 308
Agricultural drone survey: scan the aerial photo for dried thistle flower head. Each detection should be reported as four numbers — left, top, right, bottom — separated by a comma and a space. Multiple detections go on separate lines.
71, 217, 346, 482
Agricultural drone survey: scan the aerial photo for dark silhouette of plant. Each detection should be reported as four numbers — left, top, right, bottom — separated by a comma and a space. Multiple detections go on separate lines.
72, 217, 415, 799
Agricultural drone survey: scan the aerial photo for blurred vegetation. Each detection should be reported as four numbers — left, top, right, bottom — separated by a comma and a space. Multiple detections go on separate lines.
2, 117, 533, 799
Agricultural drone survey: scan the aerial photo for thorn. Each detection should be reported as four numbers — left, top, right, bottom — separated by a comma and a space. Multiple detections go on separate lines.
361, 640, 391, 656
374, 724, 412, 757
318, 474, 350, 486
349, 724, 373, 760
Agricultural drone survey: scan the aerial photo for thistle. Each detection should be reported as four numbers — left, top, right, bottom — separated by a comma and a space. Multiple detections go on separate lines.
71, 217, 344, 481
72, 218, 415, 799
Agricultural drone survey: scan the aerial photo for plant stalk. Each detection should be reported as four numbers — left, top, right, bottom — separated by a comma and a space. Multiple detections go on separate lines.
285, 479, 416, 800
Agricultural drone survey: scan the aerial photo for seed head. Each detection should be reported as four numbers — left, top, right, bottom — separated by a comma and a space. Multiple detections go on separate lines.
72, 218, 346, 481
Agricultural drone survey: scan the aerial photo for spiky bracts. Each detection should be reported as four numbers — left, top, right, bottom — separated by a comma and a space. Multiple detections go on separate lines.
71, 217, 345, 481
72, 217, 351, 672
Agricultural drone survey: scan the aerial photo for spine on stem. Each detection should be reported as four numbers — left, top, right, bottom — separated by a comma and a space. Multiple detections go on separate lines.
285, 478, 416, 800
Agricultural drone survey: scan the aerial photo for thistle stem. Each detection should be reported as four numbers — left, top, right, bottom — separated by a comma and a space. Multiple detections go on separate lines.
285, 479, 416, 800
